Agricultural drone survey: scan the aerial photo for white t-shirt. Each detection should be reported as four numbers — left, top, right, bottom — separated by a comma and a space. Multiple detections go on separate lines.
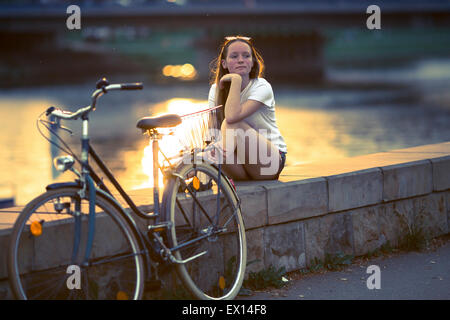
208, 78, 287, 153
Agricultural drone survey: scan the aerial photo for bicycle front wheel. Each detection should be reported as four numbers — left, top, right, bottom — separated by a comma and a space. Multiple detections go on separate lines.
163, 162, 246, 300
8, 187, 145, 300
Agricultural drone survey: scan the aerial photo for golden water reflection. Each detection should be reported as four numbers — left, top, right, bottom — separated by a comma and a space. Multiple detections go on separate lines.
0, 97, 378, 205
0, 98, 69, 204
114, 100, 351, 193
136, 98, 212, 189
275, 107, 348, 165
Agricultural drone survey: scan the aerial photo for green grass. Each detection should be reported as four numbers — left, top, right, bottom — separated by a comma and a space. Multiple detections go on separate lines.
364, 241, 395, 259
243, 264, 287, 291
301, 252, 355, 275
394, 206, 429, 251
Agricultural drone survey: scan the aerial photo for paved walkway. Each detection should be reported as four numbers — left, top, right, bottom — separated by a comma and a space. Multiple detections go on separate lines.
237, 236, 450, 300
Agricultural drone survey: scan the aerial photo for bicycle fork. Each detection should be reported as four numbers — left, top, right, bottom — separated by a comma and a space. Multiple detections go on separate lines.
79, 176, 96, 266
71, 117, 97, 267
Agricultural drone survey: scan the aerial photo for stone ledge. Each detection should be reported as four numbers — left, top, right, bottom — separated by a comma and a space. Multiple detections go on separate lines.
0, 233, 8, 282
327, 168, 383, 213
236, 186, 268, 229
431, 155, 450, 191
381, 159, 433, 202
447, 191, 450, 232
265, 178, 328, 225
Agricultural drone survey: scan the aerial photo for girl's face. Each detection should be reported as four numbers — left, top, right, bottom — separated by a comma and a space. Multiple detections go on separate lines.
222, 41, 254, 78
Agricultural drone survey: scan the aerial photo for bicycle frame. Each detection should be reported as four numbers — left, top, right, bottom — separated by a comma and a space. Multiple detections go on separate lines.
19, 79, 248, 299
45, 80, 243, 277
87, 143, 159, 220
74, 131, 232, 268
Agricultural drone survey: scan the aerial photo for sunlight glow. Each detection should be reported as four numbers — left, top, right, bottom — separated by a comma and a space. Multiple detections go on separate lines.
140, 98, 214, 188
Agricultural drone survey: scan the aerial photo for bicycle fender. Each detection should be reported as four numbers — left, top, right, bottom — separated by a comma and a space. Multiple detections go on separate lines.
46, 181, 81, 191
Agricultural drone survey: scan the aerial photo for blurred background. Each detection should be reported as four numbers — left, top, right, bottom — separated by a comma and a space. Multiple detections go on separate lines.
1, 0, 450, 205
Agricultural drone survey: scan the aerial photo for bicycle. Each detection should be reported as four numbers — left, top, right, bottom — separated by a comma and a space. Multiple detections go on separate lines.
7, 78, 247, 300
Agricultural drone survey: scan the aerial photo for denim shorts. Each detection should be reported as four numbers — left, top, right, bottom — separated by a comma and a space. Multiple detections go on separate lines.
275, 151, 287, 179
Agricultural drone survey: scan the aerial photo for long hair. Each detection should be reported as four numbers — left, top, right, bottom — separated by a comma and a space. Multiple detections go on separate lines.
209, 36, 265, 128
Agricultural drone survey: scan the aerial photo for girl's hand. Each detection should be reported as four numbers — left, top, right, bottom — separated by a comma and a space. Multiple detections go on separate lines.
219, 73, 242, 89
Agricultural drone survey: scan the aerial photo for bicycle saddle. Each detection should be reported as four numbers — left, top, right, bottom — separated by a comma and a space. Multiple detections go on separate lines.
136, 114, 182, 130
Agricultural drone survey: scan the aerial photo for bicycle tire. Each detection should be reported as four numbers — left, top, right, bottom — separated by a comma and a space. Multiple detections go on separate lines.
162, 161, 247, 300
8, 187, 145, 300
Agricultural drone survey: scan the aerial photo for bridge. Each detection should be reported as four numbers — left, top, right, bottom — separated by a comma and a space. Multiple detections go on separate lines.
2, 0, 450, 31
1, 0, 450, 86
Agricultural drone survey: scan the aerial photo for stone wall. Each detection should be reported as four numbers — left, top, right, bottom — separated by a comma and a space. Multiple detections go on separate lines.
1, 143, 449, 299
239, 156, 450, 274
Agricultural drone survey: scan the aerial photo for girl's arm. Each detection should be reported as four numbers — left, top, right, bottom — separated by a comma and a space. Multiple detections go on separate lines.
220, 74, 263, 124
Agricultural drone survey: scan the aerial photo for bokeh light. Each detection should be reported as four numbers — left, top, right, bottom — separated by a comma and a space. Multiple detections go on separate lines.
162, 63, 197, 80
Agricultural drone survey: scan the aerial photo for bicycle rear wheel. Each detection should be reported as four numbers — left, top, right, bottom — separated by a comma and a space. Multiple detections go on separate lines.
163, 162, 246, 300
8, 187, 145, 300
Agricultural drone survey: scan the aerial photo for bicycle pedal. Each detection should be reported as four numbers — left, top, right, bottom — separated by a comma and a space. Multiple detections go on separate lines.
145, 279, 162, 291
170, 250, 207, 264
200, 180, 213, 191
148, 222, 172, 233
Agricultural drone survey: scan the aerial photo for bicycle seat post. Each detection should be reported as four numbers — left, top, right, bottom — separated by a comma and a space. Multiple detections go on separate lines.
149, 128, 162, 215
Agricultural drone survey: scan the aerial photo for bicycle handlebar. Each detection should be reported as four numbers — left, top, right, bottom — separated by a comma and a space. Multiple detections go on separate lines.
119, 83, 144, 90
46, 80, 143, 120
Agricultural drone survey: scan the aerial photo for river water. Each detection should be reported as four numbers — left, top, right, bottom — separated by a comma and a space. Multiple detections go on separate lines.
1, 58, 450, 205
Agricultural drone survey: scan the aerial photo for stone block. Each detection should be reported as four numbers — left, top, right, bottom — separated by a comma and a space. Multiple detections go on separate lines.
263, 222, 305, 272
378, 202, 407, 247
237, 186, 268, 229
413, 193, 448, 238
447, 191, 450, 232
431, 156, 450, 191
304, 212, 354, 266
384, 194, 449, 245
328, 168, 383, 212
175, 236, 226, 293
351, 206, 385, 256
382, 160, 432, 201
0, 280, 13, 300
244, 228, 265, 275
266, 178, 328, 225
0, 231, 9, 280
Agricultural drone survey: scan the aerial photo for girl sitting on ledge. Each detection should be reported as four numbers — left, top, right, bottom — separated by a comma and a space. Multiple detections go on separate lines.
207, 35, 287, 180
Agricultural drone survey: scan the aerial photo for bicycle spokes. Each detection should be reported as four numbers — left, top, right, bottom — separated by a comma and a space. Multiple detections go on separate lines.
164, 162, 246, 299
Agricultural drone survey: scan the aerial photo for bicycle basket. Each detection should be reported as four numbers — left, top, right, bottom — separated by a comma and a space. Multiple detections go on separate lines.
158, 104, 223, 166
